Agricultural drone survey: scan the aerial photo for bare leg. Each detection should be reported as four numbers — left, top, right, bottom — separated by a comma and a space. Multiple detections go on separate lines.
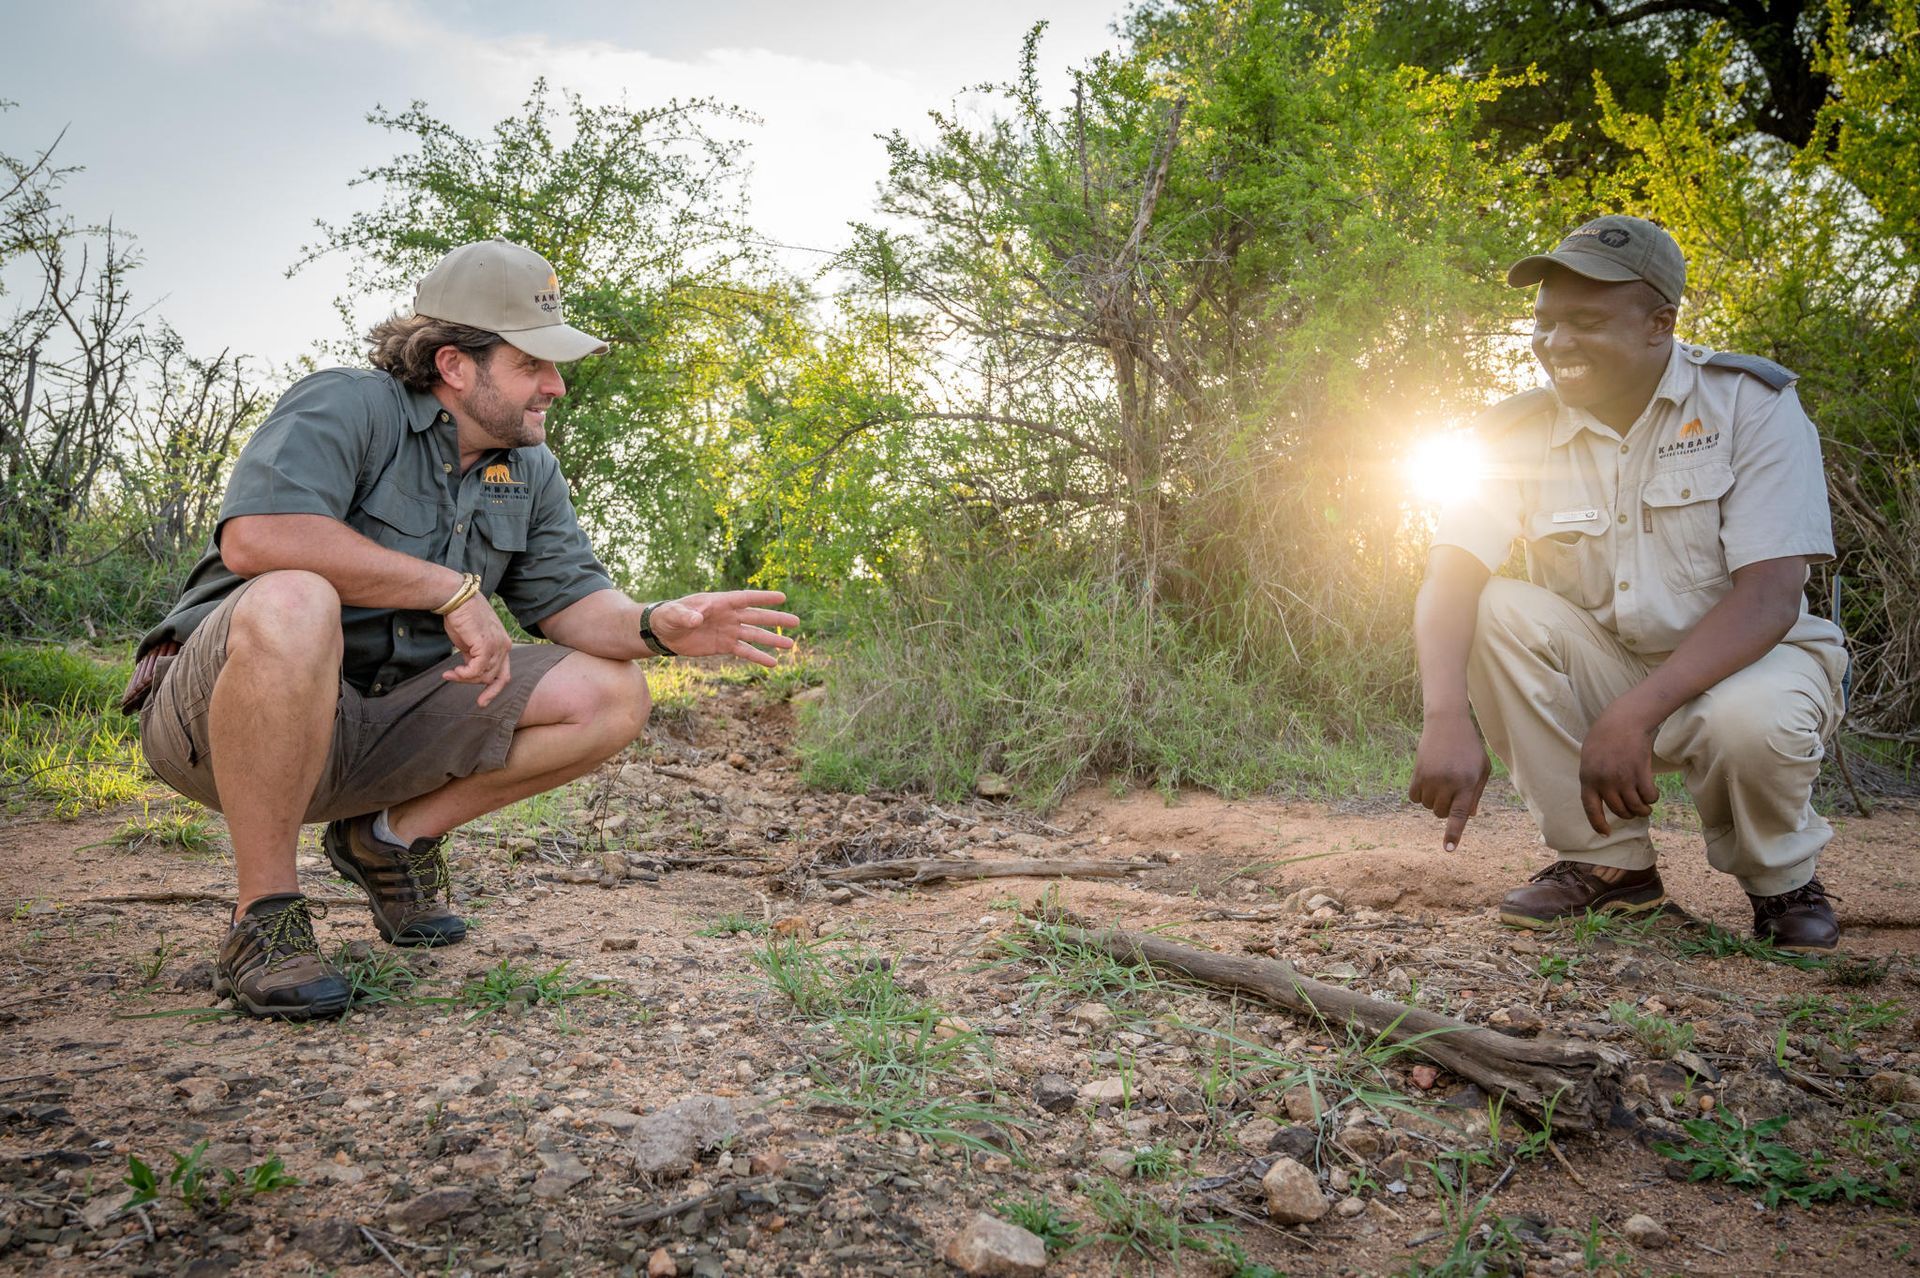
209, 572, 344, 918
385, 652, 651, 842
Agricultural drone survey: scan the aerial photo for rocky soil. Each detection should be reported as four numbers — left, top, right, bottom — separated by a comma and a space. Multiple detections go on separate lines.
1, 672, 1917, 1276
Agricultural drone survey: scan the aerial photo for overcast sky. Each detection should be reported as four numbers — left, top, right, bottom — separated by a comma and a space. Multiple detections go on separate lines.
1, 0, 1124, 371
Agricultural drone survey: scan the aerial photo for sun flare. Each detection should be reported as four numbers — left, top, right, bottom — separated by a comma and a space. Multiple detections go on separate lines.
1403, 432, 1486, 508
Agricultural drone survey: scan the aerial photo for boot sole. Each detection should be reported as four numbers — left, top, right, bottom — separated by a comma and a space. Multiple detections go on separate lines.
323, 826, 467, 948
1499, 892, 1669, 931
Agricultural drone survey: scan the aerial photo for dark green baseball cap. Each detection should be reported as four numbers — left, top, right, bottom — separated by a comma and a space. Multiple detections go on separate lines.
413, 238, 610, 362
1507, 215, 1686, 306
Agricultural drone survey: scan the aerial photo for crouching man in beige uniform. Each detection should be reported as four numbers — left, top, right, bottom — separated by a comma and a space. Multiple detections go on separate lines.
127, 240, 799, 1018
1407, 216, 1848, 952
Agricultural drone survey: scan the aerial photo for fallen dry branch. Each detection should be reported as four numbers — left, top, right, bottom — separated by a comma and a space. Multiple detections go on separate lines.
820, 857, 1149, 886
1051, 920, 1624, 1131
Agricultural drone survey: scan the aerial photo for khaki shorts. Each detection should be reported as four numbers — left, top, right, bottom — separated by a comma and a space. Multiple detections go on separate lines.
140, 582, 575, 823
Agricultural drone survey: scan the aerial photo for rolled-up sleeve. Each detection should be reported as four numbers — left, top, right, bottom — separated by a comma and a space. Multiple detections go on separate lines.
217, 372, 375, 530
1719, 385, 1835, 572
498, 455, 617, 632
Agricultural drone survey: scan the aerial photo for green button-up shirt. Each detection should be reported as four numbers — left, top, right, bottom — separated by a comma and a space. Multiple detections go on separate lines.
142, 369, 615, 694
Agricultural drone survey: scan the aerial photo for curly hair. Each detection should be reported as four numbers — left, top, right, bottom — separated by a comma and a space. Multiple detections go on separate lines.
365, 313, 504, 392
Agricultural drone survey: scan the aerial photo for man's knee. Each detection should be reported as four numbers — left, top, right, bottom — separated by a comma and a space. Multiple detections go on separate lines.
1689, 685, 1826, 772
226, 572, 343, 667
1475, 576, 1551, 636
573, 655, 651, 747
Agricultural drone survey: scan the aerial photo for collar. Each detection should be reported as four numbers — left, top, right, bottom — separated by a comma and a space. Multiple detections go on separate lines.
407, 386, 454, 434
1548, 342, 1692, 447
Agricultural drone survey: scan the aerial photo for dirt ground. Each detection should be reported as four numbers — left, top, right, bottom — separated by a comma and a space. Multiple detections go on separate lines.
2, 674, 1917, 1277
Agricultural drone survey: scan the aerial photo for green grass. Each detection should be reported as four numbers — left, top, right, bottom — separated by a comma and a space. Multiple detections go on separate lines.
1076, 1178, 1244, 1268
0, 643, 149, 816
994, 1194, 1081, 1252
1666, 922, 1830, 971
752, 935, 1028, 1157
796, 548, 1415, 808
124, 1142, 300, 1213
331, 943, 423, 1011
1654, 1110, 1893, 1208
104, 803, 220, 855
695, 912, 769, 938
1778, 994, 1906, 1052
429, 958, 620, 1024
1607, 1001, 1695, 1057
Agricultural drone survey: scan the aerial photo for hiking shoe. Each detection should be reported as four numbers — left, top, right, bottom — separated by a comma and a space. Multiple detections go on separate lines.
1498, 860, 1666, 929
1750, 876, 1839, 953
323, 815, 468, 947
215, 894, 350, 1020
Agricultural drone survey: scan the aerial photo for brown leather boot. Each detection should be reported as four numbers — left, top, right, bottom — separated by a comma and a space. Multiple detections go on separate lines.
215, 894, 350, 1020
1750, 876, 1839, 953
323, 815, 468, 946
1499, 860, 1666, 929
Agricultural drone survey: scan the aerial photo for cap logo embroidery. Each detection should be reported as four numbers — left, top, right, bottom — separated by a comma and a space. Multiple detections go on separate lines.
1598, 228, 1630, 247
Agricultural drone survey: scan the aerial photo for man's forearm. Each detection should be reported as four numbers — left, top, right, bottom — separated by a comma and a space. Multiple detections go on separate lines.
533, 589, 654, 661
1611, 557, 1809, 728
1416, 547, 1493, 719
221, 514, 464, 612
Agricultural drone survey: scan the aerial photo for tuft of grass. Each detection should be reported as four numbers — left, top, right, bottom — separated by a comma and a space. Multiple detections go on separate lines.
124, 1143, 300, 1213
994, 1194, 1081, 1252
1405, 1160, 1534, 1277
106, 803, 220, 855
1607, 1001, 1695, 1057
1128, 1141, 1184, 1180
1077, 1178, 1240, 1266
331, 943, 422, 1011
992, 917, 1193, 1008
752, 935, 1028, 1157
695, 912, 769, 938
1667, 922, 1829, 971
1654, 1110, 1892, 1208
429, 958, 619, 1024
1779, 993, 1905, 1051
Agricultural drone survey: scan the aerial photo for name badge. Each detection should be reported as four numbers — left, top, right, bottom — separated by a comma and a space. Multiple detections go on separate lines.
1551, 508, 1600, 524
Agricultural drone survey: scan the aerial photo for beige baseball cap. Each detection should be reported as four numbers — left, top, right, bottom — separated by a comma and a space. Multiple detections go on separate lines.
413, 238, 610, 362
1507, 215, 1686, 306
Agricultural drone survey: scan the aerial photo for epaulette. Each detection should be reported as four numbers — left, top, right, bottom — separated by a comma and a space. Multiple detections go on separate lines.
1472, 387, 1556, 435
1679, 344, 1798, 391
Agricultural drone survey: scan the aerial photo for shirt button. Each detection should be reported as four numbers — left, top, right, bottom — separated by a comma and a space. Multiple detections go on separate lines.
1618, 581, 1630, 591
1617, 513, 1627, 524
437, 412, 450, 423
397, 625, 407, 637
1679, 487, 1691, 499
1619, 444, 1630, 455
442, 462, 452, 474
455, 522, 466, 533
372, 682, 383, 694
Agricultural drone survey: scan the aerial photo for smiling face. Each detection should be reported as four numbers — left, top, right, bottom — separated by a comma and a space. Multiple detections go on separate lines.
442, 343, 567, 457
1530, 267, 1677, 431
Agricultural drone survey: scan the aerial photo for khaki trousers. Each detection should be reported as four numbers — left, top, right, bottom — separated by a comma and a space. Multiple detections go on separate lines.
1467, 578, 1844, 897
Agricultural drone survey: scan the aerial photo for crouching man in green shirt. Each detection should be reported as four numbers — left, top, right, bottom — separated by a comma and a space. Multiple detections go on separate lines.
127, 239, 798, 1019
1407, 217, 1848, 953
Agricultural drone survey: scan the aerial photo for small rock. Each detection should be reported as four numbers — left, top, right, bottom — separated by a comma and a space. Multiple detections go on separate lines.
176, 1076, 227, 1115
532, 1144, 591, 1199
1032, 1074, 1077, 1113
1068, 1002, 1116, 1031
647, 1247, 679, 1277
1868, 1071, 1920, 1105
973, 773, 1012, 800
727, 752, 751, 771
1282, 1085, 1323, 1123
388, 1188, 476, 1230
631, 1096, 740, 1177
940, 1211, 1046, 1275
1261, 1156, 1329, 1224
80, 1189, 134, 1232
1489, 1005, 1544, 1034
748, 1152, 789, 1176
1078, 1077, 1131, 1107
1336, 1196, 1366, 1218
294, 1219, 365, 1264
734, 1059, 758, 1084
1238, 1116, 1282, 1152
1622, 1214, 1669, 1249
1672, 1051, 1721, 1084
602, 937, 638, 952
1409, 1065, 1440, 1091
1094, 1147, 1136, 1177
1272, 1125, 1318, 1161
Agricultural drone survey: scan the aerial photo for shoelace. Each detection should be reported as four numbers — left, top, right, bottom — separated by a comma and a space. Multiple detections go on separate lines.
256, 898, 328, 968
400, 836, 453, 905
1529, 860, 1589, 885
1754, 877, 1832, 918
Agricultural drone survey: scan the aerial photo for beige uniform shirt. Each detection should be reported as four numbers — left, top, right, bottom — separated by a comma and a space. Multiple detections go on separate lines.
1435, 342, 1846, 663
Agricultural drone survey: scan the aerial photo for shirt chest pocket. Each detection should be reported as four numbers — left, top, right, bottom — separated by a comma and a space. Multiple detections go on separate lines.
474, 505, 529, 593
1641, 463, 1734, 594
357, 486, 442, 558
1524, 508, 1610, 610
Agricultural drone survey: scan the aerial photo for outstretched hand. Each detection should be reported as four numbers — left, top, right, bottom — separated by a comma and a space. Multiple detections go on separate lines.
647, 590, 799, 668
